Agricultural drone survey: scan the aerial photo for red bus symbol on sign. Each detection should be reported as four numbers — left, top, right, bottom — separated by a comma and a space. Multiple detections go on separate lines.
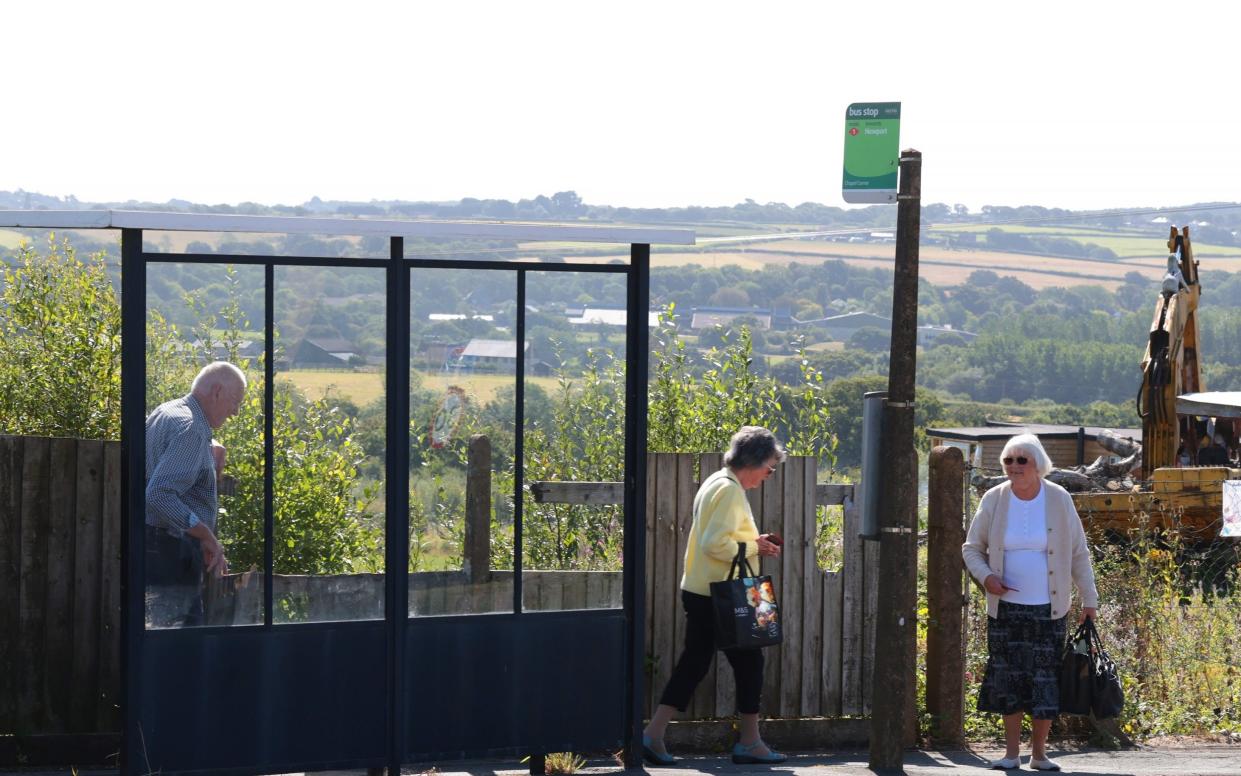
849, 127, 859, 136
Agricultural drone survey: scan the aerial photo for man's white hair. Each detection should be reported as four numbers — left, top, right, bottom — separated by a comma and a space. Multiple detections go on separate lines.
999, 433, 1053, 477
191, 361, 247, 394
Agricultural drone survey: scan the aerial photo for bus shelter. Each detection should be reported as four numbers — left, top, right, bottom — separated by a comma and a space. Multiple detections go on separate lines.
0, 210, 694, 775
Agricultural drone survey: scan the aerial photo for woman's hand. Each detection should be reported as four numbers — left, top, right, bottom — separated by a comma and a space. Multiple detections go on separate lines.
983, 574, 1016, 595
756, 534, 782, 557
1079, 606, 1097, 624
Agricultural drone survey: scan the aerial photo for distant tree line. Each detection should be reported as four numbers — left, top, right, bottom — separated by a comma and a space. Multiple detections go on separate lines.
7, 187, 1240, 240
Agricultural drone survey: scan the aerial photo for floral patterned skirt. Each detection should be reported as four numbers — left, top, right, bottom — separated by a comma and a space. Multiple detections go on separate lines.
978, 601, 1067, 719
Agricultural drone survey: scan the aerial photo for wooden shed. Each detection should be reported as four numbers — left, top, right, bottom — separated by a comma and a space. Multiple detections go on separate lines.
926, 422, 1142, 473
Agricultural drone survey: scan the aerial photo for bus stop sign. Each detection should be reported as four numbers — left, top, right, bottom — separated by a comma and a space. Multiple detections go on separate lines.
842, 102, 901, 203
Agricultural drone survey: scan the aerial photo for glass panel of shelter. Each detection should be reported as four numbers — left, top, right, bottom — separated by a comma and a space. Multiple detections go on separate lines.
521, 269, 626, 611
273, 265, 386, 623
140, 243, 631, 626
407, 266, 516, 617
143, 262, 266, 629
143, 260, 393, 628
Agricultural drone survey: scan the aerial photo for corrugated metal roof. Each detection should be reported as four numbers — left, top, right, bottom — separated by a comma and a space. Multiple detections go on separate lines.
460, 339, 529, 359
566, 307, 660, 327
927, 423, 1142, 442
1177, 392, 1241, 418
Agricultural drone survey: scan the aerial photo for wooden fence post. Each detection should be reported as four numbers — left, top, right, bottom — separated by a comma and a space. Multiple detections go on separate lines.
464, 435, 491, 583
926, 445, 965, 746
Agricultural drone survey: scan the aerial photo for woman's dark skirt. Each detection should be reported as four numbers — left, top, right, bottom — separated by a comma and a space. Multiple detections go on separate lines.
978, 601, 1067, 719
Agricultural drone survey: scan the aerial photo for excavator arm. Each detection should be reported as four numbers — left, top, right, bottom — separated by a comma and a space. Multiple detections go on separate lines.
1137, 226, 1202, 477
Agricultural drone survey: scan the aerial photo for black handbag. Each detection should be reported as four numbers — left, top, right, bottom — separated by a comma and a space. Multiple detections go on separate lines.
1088, 619, 1125, 719
1058, 621, 1094, 716
1058, 618, 1124, 719
710, 542, 782, 650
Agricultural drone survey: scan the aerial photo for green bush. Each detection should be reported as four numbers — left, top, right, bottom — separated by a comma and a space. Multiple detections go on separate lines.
0, 236, 120, 438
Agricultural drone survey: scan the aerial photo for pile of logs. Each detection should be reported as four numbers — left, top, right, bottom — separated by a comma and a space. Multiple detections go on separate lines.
971, 429, 1142, 494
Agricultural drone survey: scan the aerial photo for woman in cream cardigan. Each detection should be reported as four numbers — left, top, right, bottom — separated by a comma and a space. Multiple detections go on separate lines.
962, 433, 1099, 772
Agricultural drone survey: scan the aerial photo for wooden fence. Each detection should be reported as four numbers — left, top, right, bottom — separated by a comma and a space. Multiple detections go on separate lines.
0, 437, 876, 741
0, 436, 123, 737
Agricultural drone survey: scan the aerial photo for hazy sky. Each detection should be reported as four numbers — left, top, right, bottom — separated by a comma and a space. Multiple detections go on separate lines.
5, 0, 1239, 212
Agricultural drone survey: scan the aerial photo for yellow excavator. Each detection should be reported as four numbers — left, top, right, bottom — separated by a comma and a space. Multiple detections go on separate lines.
1073, 226, 1241, 541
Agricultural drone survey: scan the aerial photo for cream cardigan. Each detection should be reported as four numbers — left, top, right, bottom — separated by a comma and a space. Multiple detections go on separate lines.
962, 479, 1099, 619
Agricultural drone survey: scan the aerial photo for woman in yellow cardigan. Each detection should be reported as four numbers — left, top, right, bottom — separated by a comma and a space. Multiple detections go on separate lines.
642, 426, 786, 766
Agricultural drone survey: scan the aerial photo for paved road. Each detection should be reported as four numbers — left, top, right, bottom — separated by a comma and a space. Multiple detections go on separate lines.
431, 746, 1241, 776
10, 747, 1239, 776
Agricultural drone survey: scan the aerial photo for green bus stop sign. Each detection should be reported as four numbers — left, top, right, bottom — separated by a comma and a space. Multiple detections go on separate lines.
842, 102, 901, 203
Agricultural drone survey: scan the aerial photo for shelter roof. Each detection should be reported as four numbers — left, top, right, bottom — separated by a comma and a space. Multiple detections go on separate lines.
0, 209, 695, 245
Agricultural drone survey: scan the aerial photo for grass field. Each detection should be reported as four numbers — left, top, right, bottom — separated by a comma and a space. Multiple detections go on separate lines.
0, 230, 26, 249
282, 369, 562, 407
635, 242, 1167, 290
805, 340, 846, 352
646, 239, 1241, 290
929, 224, 1241, 259
11, 218, 1239, 292
1123, 254, 1241, 274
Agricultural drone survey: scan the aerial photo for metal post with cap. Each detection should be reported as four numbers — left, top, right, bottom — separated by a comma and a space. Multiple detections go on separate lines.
869, 149, 922, 769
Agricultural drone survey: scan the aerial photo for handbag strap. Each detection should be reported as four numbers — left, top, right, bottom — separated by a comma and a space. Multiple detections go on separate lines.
1086, 617, 1113, 659
1064, 620, 1092, 655
727, 542, 757, 580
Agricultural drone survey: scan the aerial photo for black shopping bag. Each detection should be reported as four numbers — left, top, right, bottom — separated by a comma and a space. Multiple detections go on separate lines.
1058, 621, 1094, 716
1088, 619, 1125, 719
710, 542, 782, 650
1059, 618, 1124, 718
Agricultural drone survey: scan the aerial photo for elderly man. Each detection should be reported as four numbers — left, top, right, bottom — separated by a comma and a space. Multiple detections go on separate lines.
145, 361, 247, 627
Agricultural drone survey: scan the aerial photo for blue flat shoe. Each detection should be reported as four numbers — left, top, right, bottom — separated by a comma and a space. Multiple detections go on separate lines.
642, 734, 677, 766
732, 740, 787, 765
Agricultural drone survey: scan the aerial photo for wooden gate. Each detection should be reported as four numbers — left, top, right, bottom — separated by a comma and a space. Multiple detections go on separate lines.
645, 453, 878, 719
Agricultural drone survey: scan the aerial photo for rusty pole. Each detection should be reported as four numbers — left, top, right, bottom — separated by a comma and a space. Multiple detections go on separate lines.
926, 445, 966, 746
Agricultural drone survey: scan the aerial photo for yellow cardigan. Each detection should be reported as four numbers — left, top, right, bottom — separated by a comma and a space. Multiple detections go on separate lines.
681, 468, 761, 596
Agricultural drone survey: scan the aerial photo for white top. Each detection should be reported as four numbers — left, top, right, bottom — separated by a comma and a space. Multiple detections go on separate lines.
0, 209, 696, 245
1001, 486, 1051, 605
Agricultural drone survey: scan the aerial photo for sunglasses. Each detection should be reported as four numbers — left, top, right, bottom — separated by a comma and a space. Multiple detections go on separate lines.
766, 464, 778, 474
1002, 456, 1029, 466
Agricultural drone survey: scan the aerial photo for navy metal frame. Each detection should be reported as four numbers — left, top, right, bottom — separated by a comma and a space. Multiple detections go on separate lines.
120, 231, 650, 775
